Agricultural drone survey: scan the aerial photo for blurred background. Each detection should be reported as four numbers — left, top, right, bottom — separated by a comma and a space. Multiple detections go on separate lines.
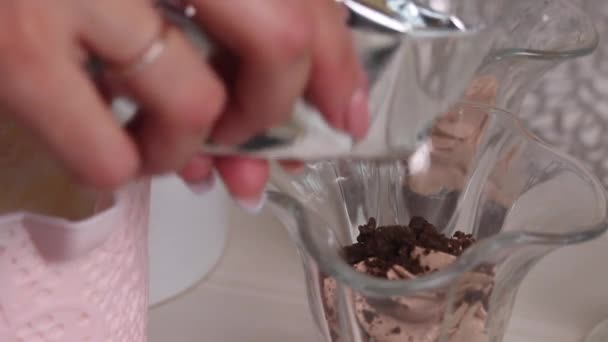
520, 0, 608, 186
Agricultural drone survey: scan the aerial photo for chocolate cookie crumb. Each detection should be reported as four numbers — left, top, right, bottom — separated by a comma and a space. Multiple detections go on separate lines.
343, 216, 477, 277
464, 290, 484, 304
362, 309, 376, 324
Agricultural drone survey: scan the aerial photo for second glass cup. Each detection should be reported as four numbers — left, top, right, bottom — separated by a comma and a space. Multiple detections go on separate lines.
268, 102, 608, 342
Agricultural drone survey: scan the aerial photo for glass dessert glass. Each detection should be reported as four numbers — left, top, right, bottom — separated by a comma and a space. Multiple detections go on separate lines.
515, 0, 608, 340
463, 0, 598, 113
267, 102, 608, 342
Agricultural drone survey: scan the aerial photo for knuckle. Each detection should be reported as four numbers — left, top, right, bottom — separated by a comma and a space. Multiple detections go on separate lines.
264, 6, 314, 62
315, 37, 358, 77
168, 79, 227, 133
0, 3, 57, 75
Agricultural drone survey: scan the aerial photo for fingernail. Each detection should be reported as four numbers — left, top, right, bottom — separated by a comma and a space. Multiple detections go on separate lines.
235, 192, 267, 215
185, 174, 215, 195
346, 85, 370, 140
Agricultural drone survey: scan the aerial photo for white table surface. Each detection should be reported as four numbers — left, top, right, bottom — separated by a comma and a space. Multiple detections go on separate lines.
149, 204, 608, 342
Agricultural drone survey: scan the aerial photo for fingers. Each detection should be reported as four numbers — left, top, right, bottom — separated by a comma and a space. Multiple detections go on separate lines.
194, 0, 368, 144
193, 0, 314, 145
178, 153, 216, 194
214, 157, 269, 212
0, 0, 366, 203
0, 54, 139, 189
191, 0, 367, 205
0, 1, 139, 189
78, 0, 226, 174
305, 0, 369, 139
179, 154, 214, 183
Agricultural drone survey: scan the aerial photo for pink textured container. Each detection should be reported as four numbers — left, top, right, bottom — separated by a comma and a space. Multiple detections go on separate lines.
0, 181, 150, 342
0, 119, 150, 341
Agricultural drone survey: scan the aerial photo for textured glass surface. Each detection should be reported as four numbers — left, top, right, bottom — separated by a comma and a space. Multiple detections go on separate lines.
268, 103, 608, 342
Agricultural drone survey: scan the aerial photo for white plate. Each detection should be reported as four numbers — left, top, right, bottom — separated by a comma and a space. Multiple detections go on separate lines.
148, 176, 230, 306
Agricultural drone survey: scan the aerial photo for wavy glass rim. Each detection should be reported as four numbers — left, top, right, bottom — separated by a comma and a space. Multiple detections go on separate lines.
492, 40, 598, 61
491, 1, 599, 61
267, 103, 608, 297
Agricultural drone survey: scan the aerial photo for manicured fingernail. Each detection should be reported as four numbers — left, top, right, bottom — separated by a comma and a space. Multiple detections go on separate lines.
346, 85, 370, 140
235, 192, 267, 215
185, 173, 215, 195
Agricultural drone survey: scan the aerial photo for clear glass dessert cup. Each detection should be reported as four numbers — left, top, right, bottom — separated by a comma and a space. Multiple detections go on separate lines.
465, 0, 599, 113
267, 102, 608, 342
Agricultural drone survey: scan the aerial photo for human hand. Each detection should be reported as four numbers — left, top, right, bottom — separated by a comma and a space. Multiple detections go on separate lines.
0, 0, 368, 211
